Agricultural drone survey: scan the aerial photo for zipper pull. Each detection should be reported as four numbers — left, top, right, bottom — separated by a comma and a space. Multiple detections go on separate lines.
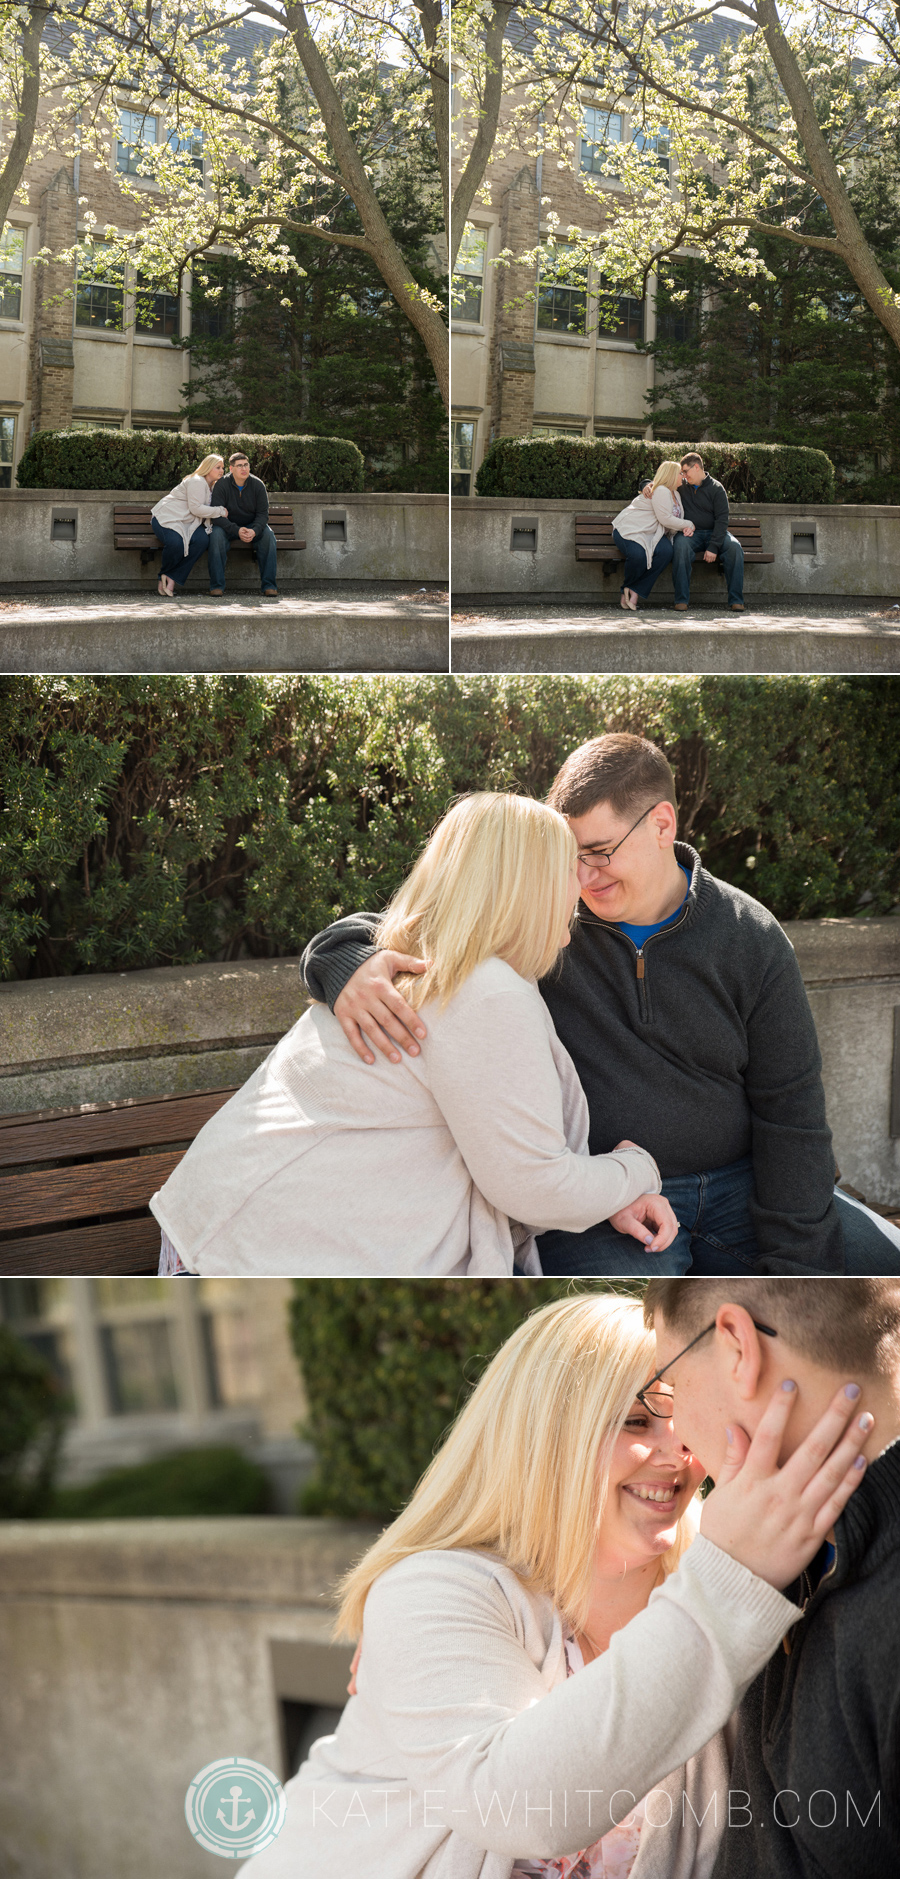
636, 952, 645, 980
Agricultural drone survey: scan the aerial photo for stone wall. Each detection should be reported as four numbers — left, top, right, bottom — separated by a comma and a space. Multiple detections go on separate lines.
0, 489, 449, 588
0, 1518, 372, 1879
2, 922, 897, 1203
451, 496, 900, 598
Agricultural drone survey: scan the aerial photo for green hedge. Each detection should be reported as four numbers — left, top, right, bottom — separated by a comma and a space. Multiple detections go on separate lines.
290, 1279, 639, 1519
14, 428, 365, 494
47, 1445, 272, 1519
475, 435, 835, 504
2, 677, 898, 981
0, 1325, 69, 1518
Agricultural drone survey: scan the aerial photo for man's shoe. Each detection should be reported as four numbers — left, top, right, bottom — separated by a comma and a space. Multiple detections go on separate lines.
674, 602, 688, 611
730, 602, 745, 612
209, 588, 224, 596
262, 588, 279, 597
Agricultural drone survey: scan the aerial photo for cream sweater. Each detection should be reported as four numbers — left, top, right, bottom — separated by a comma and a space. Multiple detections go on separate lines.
238, 1538, 800, 1879
611, 487, 692, 568
150, 474, 228, 554
149, 958, 661, 1274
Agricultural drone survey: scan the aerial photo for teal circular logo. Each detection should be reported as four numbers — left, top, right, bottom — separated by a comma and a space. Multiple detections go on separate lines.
185, 1757, 287, 1859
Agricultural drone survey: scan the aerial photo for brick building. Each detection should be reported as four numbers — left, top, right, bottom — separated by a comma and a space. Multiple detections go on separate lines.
450, 13, 744, 493
0, 19, 273, 487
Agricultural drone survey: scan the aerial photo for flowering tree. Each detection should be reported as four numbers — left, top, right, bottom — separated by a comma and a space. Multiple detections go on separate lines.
450, 0, 900, 359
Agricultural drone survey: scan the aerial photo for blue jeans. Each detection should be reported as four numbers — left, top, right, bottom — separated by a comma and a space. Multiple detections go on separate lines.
613, 528, 674, 601
672, 528, 744, 606
208, 524, 278, 592
151, 519, 209, 586
536, 1155, 900, 1275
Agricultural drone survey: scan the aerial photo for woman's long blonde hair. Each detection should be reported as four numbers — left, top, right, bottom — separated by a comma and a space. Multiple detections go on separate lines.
651, 459, 682, 494
335, 1294, 696, 1641
375, 792, 576, 1010
194, 454, 224, 478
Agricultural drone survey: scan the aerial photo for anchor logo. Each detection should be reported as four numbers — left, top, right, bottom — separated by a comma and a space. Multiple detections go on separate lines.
216, 1785, 256, 1833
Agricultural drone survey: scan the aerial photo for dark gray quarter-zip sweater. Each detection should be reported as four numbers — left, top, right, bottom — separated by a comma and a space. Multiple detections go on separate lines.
712, 1436, 900, 1879
299, 843, 843, 1273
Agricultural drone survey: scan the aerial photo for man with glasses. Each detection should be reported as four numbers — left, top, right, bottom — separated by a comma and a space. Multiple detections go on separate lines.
641, 1276, 900, 1878
208, 451, 279, 597
299, 732, 900, 1275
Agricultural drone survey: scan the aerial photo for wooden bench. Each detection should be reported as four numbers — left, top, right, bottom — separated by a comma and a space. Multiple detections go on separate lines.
575, 515, 774, 569
0, 1087, 236, 1273
114, 505, 306, 563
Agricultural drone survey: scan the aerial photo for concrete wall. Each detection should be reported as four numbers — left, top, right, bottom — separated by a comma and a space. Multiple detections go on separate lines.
0, 1518, 373, 1879
451, 497, 900, 598
0, 490, 449, 589
2, 922, 897, 1203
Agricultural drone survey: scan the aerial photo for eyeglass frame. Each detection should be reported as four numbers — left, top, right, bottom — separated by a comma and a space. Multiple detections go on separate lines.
636, 1318, 778, 1417
574, 803, 656, 871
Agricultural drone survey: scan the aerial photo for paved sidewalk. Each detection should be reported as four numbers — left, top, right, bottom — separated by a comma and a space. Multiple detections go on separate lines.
452, 597, 900, 672
0, 582, 450, 673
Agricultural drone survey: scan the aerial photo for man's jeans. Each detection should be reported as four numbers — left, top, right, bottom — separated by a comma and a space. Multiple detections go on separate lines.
536, 1154, 900, 1276
151, 519, 209, 587
672, 528, 744, 606
208, 524, 278, 592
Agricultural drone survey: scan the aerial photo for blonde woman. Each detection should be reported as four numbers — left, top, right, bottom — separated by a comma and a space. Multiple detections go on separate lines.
149, 453, 229, 597
150, 794, 676, 1274
237, 1293, 869, 1879
611, 461, 695, 612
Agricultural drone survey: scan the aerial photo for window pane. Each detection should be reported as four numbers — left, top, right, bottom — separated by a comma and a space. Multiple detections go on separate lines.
451, 419, 475, 495
581, 109, 622, 177
75, 247, 124, 330
101, 1320, 178, 1414
0, 224, 23, 318
532, 424, 584, 438
136, 277, 180, 337
167, 127, 204, 174
0, 413, 14, 485
632, 126, 670, 176
453, 225, 485, 322
117, 110, 157, 176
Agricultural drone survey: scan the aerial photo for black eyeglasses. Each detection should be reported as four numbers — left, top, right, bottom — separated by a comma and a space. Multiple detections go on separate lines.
575, 804, 654, 871
637, 1319, 778, 1418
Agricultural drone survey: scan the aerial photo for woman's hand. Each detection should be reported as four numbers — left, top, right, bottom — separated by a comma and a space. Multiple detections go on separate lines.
608, 1192, 679, 1251
699, 1381, 872, 1590
334, 953, 429, 1064
683, 521, 695, 536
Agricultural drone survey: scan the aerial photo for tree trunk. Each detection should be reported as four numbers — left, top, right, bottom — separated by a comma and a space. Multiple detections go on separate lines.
284, 1, 448, 407
450, 1, 513, 269
0, 2, 48, 230
755, 0, 900, 357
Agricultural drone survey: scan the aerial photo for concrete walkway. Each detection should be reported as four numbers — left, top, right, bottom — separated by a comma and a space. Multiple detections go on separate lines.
451, 597, 900, 673
0, 582, 450, 673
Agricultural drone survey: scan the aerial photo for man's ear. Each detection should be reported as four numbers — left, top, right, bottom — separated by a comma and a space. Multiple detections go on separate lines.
650, 801, 678, 848
714, 1304, 767, 1403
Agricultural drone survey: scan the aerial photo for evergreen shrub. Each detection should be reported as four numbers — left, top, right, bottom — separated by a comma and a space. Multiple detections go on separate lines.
289, 1279, 639, 1520
2, 677, 897, 981
14, 429, 365, 493
0, 1325, 69, 1518
47, 1445, 272, 1519
475, 436, 835, 504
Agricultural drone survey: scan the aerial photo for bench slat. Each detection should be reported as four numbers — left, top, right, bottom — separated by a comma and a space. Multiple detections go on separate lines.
0, 1089, 235, 1170
1, 1149, 183, 1232
0, 1216, 161, 1275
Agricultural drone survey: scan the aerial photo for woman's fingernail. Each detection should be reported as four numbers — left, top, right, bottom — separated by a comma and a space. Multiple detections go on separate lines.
781, 1379, 797, 1392
409, 1045, 419, 1055
854, 1455, 866, 1471
859, 1413, 874, 1433
844, 1384, 861, 1400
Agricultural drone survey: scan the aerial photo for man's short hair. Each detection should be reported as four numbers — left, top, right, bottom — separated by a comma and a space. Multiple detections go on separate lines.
546, 733, 677, 822
644, 1277, 900, 1378
229, 452, 250, 467
680, 452, 704, 470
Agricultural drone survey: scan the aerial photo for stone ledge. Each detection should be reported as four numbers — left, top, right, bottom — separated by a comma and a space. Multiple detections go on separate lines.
451, 621, 900, 674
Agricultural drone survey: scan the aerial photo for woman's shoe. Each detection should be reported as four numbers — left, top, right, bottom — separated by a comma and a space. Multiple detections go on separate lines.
620, 588, 638, 611
157, 576, 175, 598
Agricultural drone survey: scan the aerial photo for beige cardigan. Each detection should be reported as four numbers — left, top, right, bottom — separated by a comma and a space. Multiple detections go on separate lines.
150, 474, 228, 554
149, 957, 661, 1275
238, 1537, 800, 1879
612, 486, 692, 568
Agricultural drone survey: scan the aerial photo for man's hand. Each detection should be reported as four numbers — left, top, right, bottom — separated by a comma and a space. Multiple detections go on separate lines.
334, 952, 429, 1065
683, 522, 695, 536
608, 1192, 679, 1251
641, 482, 653, 498
238, 526, 255, 543
703, 549, 717, 563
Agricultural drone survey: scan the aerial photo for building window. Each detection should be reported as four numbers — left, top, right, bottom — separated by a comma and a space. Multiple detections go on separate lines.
75, 245, 125, 330
656, 266, 702, 344
136, 274, 180, 338
580, 108, 623, 177
632, 125, 671, 176
537, 245, 587, 336
453, 225, 486, 323
451, 418, 476, 495
167, 126, 203, 174
0, 413, 14, 488
532, 424, 584, 439
0, 224, 24, 319
117, 108, 158, 176
597, 282, 644, 343
70, 417, 123, 430
101, 1319, 179, 1415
